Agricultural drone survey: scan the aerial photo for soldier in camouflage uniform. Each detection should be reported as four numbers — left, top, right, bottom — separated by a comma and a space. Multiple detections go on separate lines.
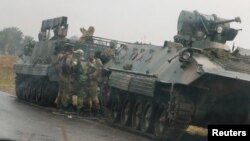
55, 43, 75, 113
86, 50, 103, 117
72, 49, 88, 114
79, 26, 95, 44
100, 40, 116, 64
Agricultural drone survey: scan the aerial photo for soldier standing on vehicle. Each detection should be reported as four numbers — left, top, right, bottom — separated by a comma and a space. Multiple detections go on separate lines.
100, 40, 116, 64
55, 43, 75, 113
86, 50, 103, 117
79, 26, 95, 44
72, 49, 88, 114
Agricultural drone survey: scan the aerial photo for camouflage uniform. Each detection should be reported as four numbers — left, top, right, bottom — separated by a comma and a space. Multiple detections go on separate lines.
101, 48, 115, 58
100, 43, 116, 64
55, 44, 75, 111
79, 26, 95, 44
86, 57, 103, 115
57, 70, 74, 109
72, 49, 88, 111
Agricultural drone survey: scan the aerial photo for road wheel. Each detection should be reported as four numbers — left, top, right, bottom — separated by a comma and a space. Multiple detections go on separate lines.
164, 92, 194, 141
46, 81, 59, 106
24, 81, 31, 101
154, 104, 168, 139
30, 82, 37, 103
110, 95, 121, 123
36, 84, 42, 105
15, 74, 21, 98
102, 82, 111, 107
121, 98, 132, 126
132, 100, 143, 130
16, 80, 24, 99
140, 102, 153, 133
40, 81, 49, 106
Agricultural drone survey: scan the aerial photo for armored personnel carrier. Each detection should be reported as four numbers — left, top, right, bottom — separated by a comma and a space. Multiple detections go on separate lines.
14, 16, 126, 106
103, 10, 250, 140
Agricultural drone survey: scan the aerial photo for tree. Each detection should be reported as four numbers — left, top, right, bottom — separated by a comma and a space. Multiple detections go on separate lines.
0, 32, 4, 54
22, 35, 34, 45
14, 35, 35, 57
0, 27, 23, 55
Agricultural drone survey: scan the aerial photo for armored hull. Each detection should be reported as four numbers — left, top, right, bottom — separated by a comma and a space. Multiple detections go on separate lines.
14, 17, 119, 106
102, 11, 250, 140
14, 41, 110, 106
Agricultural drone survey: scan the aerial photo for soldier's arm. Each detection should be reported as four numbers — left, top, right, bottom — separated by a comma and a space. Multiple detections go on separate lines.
54, 53, 64, 65
80, 63, 88, 84
86, 63, 98, 80
89, 69, 99, 80
96, 58, 103, 68
53, 54, 64, 72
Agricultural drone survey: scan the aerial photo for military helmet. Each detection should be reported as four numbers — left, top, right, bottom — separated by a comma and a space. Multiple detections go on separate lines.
74, 49, 84, 56
110, 40, 117, 49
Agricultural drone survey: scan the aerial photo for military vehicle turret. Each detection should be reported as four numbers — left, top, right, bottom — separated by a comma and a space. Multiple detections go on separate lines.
103, 10, 250, 140
14, 16, 126, 106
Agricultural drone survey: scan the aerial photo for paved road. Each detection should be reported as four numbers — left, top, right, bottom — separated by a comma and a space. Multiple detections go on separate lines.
0, 91, 152, 141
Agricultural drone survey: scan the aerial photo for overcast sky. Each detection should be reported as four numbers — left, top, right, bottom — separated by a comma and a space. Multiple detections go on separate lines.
0, 0, 249, 48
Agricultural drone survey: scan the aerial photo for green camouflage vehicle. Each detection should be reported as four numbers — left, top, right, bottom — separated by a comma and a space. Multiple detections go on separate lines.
103, 10, 250, 140
14, 16, 126, 106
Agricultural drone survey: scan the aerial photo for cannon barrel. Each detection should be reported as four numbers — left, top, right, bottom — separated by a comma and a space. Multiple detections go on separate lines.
215, 17, 241, 25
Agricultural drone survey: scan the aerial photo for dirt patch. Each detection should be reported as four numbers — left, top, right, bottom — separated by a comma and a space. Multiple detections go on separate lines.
0, 55, 16, 94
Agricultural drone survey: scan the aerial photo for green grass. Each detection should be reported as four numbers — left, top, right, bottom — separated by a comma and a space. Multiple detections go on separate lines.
0, 71, 15, 95
0, 55, 16, 95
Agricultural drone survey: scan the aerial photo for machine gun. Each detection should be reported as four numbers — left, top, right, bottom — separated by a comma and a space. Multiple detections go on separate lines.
174, 10, 241, 46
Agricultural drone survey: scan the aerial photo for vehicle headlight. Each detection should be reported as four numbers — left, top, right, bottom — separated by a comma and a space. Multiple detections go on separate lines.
182, 51, 191, 60
216, 26, 223, 34
179, 49, 193, 63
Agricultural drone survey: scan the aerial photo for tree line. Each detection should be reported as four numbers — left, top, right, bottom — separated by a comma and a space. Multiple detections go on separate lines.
0, 27, 81, 56
0, 27, 34, 55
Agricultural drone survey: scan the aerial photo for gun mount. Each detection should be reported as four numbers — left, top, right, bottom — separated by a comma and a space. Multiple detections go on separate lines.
39, 16, 68, 41
174, 10, 241, 47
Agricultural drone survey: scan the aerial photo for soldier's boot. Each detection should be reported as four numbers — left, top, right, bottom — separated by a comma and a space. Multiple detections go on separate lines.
99, 107, 105, 118
65, 105, 74, 113
92, 109, 101, 119
83, 109, 92, 118
58, 108, 65, 114
76, 108, 84, 116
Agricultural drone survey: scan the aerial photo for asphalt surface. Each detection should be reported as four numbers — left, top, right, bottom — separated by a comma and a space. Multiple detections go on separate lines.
0, 91, 152, 141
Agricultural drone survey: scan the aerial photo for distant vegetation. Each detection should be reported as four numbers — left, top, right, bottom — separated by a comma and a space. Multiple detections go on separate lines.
0, 27, 34, 55
0, 27, 34, 94
0, 55, 16, 94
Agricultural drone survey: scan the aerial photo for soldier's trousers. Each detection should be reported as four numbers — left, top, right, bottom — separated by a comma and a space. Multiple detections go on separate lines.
75, 87, 87, 110
56, 76, 73, 108
72, 81, 88, 110
88, 96, 100, 110
87, 86, 100, 110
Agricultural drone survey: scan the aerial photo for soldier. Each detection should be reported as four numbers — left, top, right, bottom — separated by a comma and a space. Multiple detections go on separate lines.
79, 26, 95, 44
86, 50, 103, 117
23, 41, 35, 56
55, 43, 75, 113
72, 49, 88, 114
100, 40, 116, 64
